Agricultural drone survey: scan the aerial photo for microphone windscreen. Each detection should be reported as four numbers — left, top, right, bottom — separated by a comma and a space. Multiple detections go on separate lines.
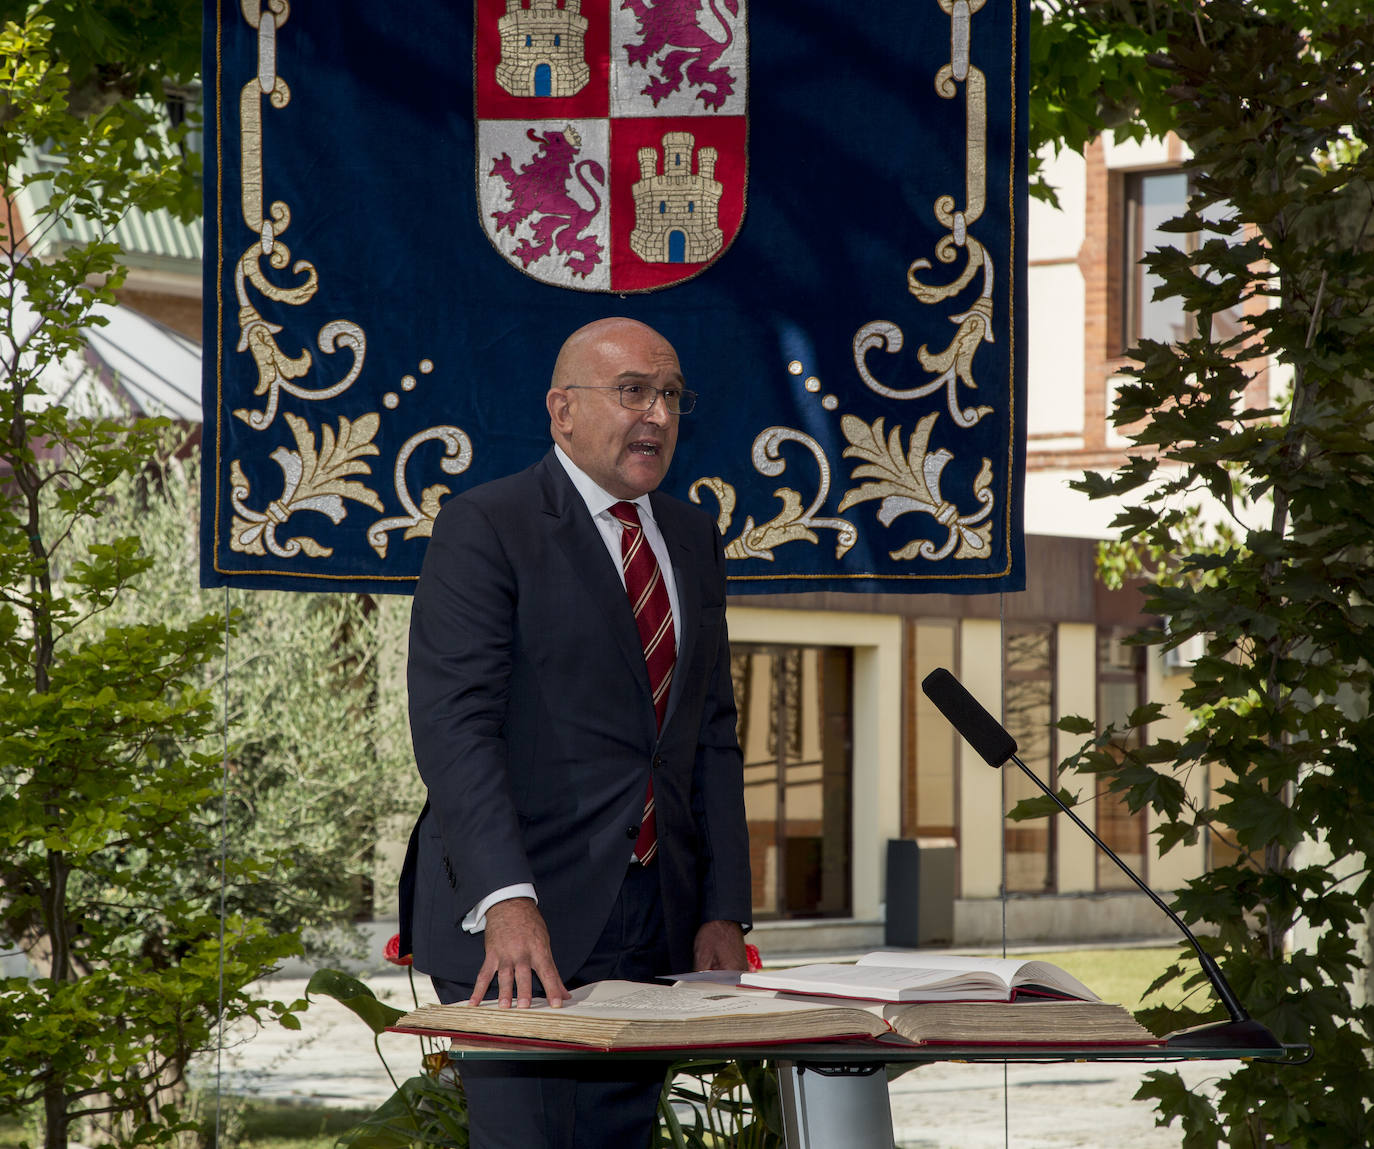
920, 668, 1017, 767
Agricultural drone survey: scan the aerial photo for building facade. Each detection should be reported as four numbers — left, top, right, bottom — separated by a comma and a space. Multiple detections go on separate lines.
737, 134, 1265, 956
9, 124, 1244, 958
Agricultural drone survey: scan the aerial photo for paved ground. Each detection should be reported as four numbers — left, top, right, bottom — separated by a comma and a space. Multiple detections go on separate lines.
888, 1059, 1225, 1149
192, 969, 1241, 1147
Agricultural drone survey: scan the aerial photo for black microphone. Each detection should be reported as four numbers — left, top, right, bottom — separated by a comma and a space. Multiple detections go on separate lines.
920, 667, 1281, 1051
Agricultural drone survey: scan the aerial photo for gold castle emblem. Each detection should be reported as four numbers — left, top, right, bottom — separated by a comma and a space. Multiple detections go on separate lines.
495, 0, 590, 98
629, 132, 724, 265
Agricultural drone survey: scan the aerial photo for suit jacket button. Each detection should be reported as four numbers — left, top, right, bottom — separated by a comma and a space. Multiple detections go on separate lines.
653, 755, 665, 769
626, 825, 639, 840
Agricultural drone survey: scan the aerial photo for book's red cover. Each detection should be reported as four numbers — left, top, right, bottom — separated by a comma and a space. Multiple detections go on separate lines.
386, 1026, 885, 1054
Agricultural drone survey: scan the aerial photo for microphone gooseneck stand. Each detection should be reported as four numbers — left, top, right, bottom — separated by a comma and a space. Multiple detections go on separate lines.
920, 667, 1282, 1051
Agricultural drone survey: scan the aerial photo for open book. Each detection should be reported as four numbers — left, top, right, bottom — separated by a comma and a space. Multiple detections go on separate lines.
387, 980, 1158, 1052
737, 952, 1099, 1003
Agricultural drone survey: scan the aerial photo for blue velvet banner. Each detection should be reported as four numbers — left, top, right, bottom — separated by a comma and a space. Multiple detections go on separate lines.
201, 0, 1026, 595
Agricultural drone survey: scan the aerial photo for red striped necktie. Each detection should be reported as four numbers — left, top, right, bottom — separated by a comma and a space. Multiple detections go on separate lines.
609, 501, 674, 864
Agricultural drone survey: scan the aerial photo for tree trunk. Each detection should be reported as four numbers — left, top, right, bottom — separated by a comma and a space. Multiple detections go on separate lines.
43, 1083, 68, 1149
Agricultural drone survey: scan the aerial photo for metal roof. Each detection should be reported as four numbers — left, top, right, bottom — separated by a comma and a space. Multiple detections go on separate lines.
9, 89, 203, 269
8, 274, 201, 423
12, 149, 203, 268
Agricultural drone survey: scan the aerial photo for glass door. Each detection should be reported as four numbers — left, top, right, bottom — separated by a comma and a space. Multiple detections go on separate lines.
732, 644, 853, 919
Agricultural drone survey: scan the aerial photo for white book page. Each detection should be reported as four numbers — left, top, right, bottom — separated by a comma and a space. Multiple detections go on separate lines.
719, 987, 892, 1018
738, 962, 1008, 1001
856, 952, 1097, 1001
999, 959, 1098, 1001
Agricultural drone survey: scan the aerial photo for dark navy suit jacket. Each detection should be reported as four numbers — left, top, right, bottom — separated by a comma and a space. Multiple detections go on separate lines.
399, 450, 751, 984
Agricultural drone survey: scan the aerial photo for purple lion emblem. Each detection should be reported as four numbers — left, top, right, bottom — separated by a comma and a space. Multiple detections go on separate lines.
488, 126, 606, 277
622, 0, 740, 112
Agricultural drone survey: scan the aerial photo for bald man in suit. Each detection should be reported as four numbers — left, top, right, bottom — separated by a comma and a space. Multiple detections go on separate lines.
401, 317, 752, 1149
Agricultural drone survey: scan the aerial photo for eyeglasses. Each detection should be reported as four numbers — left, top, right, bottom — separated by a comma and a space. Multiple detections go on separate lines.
564, 383, 697, 415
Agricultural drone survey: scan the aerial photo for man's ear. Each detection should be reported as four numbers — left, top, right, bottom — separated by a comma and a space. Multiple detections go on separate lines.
547, 387, 573, 436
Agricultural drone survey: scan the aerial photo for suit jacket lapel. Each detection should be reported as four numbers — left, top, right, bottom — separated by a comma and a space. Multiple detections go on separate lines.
538, 454, 657, 732
654, 492, 699, 732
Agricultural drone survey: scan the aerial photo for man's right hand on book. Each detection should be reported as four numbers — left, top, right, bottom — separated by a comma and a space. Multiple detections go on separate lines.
471, 897, 571, 1009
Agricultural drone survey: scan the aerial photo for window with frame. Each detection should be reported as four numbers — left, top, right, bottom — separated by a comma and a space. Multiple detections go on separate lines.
165, 85, 203, 159
1003, 625, 1056, 894
1122, 169, 1244, 352
733, 644, 853, 920
1206, 763, 1247, 873
1095, 628, 1148, 891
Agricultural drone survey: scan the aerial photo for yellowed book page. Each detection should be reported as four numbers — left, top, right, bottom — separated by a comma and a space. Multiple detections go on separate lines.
391, 981, 889, 1049
882, 1001, 1158, 1046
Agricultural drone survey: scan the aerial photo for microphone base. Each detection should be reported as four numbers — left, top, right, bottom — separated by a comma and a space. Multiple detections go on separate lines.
1164, 1018, 1283, 1052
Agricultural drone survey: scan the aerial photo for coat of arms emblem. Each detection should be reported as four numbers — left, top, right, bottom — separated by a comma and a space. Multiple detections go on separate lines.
475, 0, 747, 292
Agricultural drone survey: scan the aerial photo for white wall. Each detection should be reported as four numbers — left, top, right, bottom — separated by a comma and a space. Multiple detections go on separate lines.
957, 618, 1005, 899
1056, 622, 1098, 894
1027, 146, 1087, 445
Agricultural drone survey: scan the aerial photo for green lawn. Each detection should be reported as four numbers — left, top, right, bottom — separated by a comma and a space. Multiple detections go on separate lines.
1007, 945, 1192, 1012
220, 1099, 379, 1149
0, 1099, 377, 1149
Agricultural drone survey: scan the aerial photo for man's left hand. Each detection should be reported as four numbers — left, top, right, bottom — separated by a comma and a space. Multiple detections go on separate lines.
692, 919, 748, 971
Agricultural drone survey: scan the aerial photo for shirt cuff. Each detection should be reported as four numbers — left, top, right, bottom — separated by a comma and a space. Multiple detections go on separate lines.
462, 883, 538, 933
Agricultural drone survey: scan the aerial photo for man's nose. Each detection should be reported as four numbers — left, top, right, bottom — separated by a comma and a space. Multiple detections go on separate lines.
642, 393, 671, 424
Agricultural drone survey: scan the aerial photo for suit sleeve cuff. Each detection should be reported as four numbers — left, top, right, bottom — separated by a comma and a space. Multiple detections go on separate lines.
462, 883, 538, 933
